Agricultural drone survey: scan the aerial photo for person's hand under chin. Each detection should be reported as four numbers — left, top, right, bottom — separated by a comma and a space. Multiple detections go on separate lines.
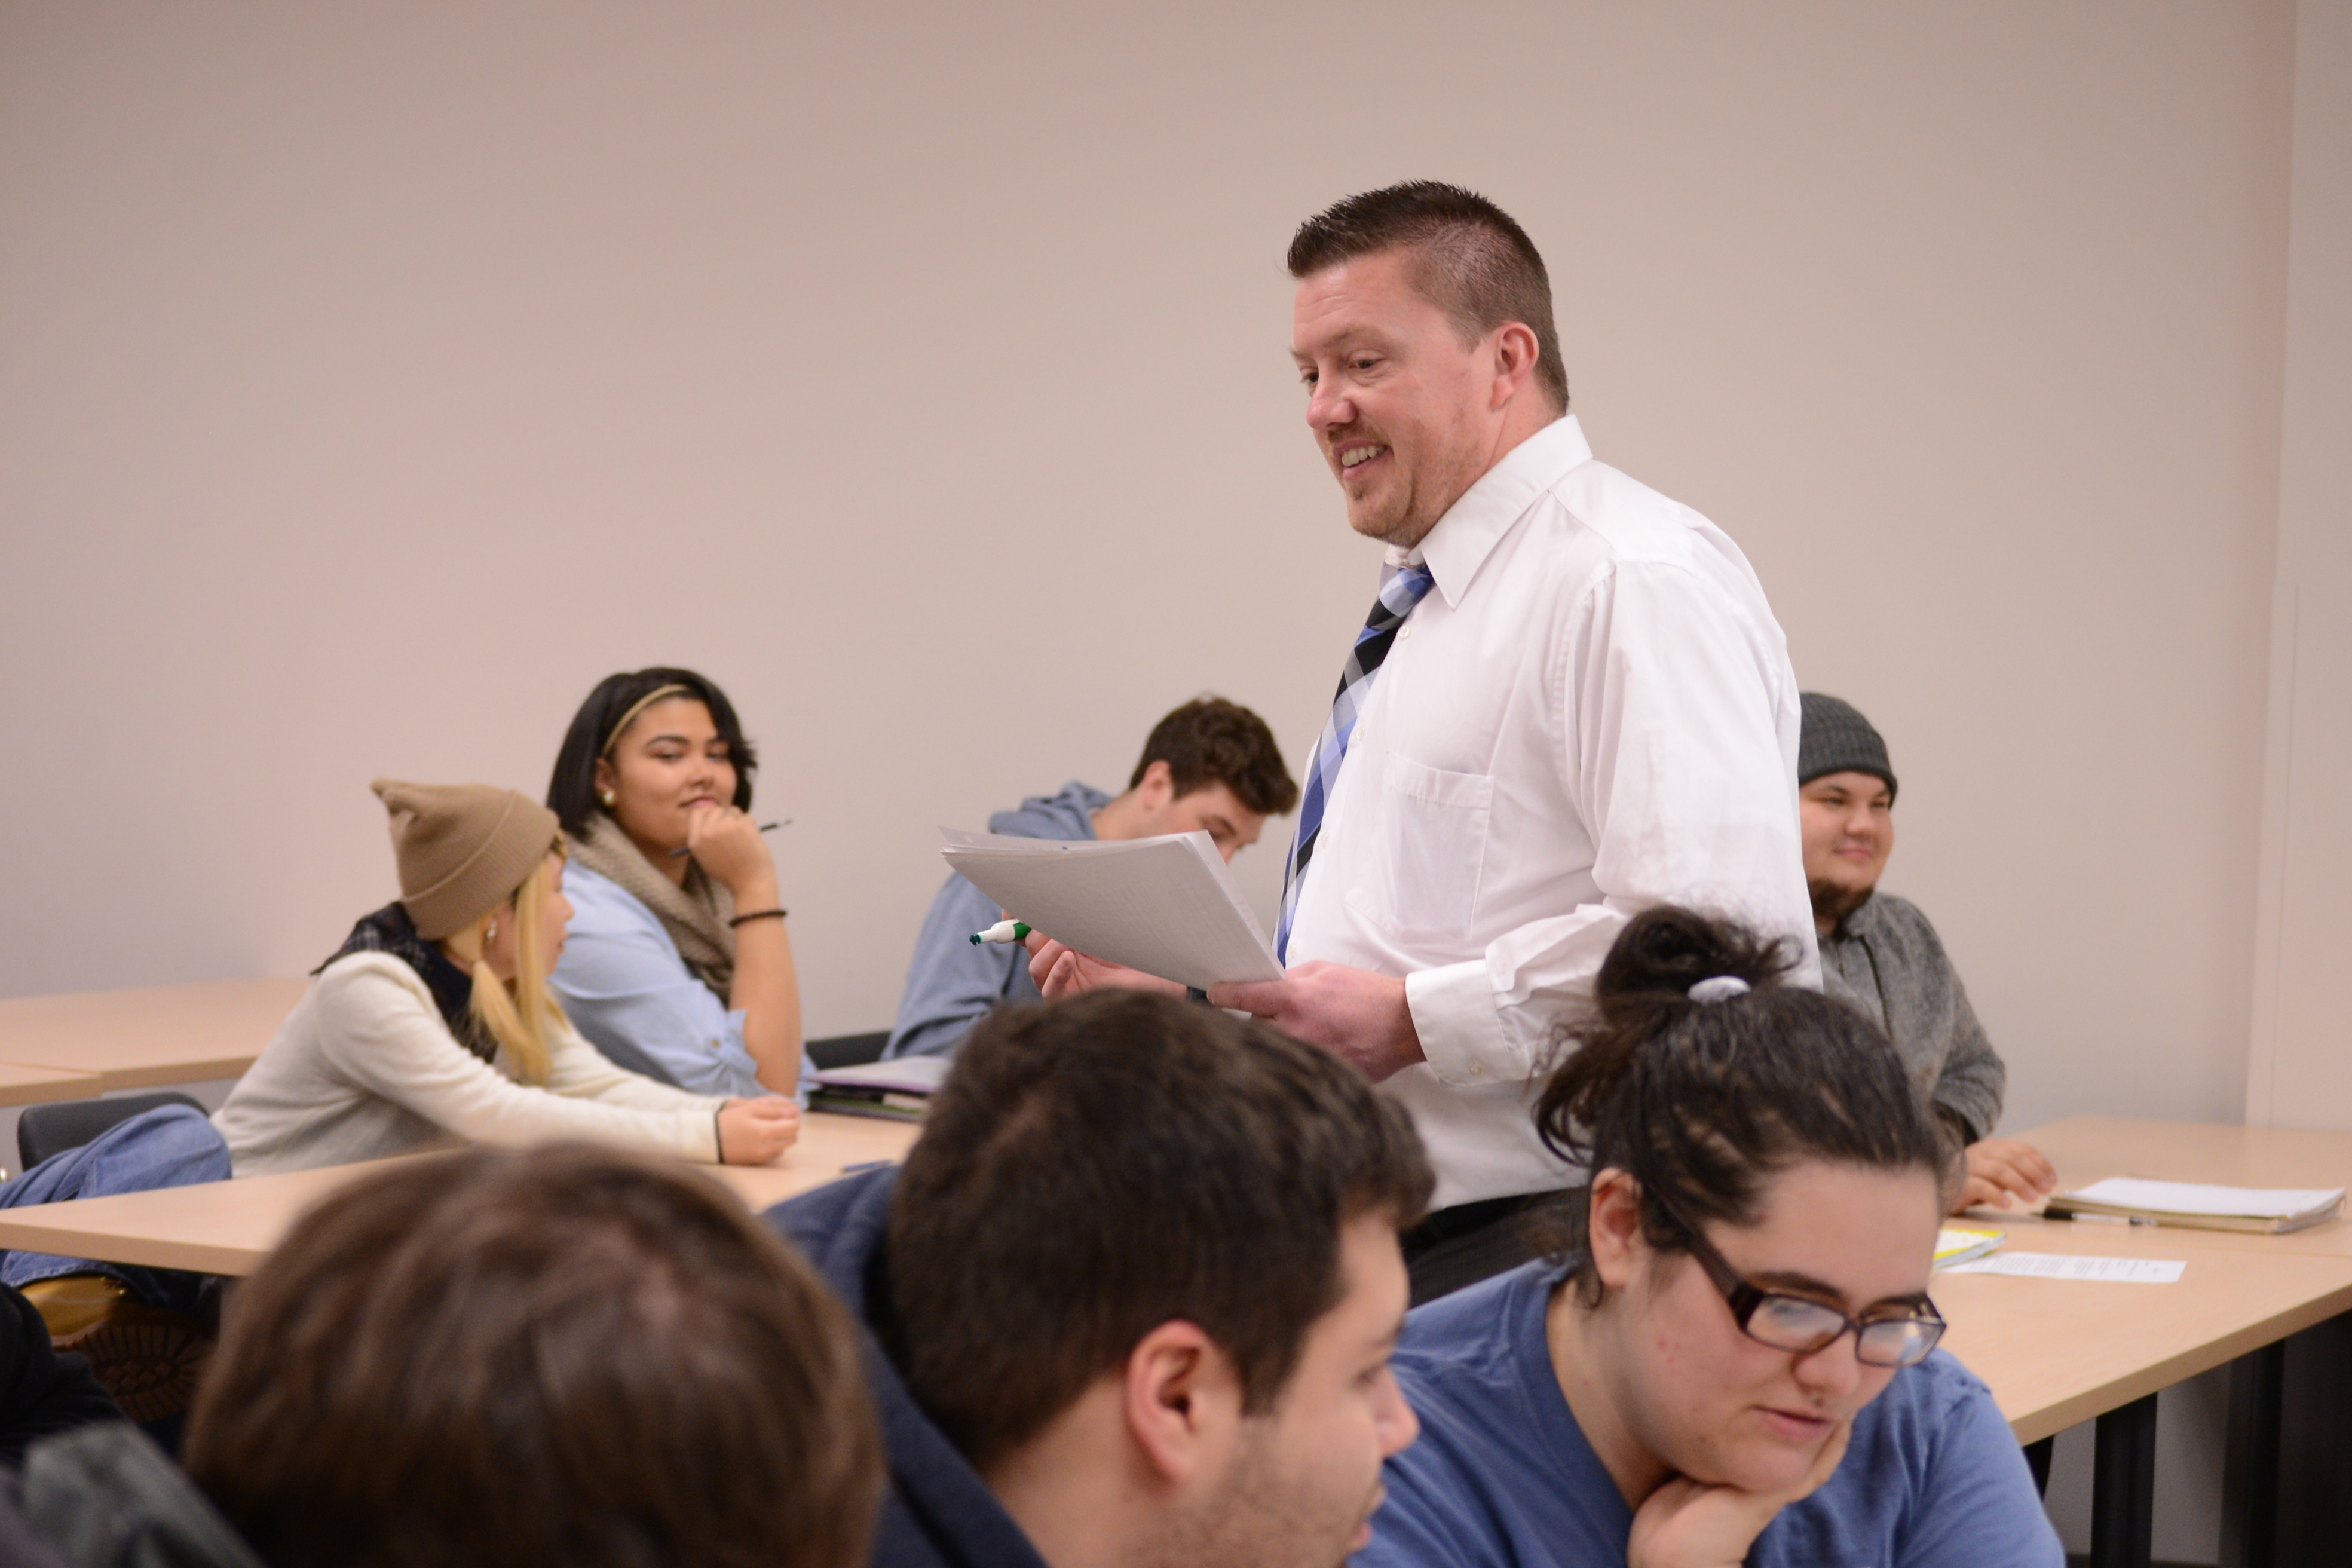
1953, 1138, 2059, 1215
1627, 1420, 1852, 1568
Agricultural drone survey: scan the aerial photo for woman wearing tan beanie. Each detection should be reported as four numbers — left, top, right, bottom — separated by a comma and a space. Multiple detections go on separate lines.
0, 779, 800, 1420
208, 779, 801, 1177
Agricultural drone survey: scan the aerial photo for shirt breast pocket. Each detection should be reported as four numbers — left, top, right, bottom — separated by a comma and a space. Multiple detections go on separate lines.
1342, 752, 1496, 946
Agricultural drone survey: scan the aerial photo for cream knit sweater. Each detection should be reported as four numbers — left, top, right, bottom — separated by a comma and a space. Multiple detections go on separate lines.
212, 952, 726, 1177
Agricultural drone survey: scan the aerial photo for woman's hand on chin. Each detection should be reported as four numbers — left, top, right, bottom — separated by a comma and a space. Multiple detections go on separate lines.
716, 1096, 801, 1165
683, 804, 780, 901
1626, 1422, 1851, 1568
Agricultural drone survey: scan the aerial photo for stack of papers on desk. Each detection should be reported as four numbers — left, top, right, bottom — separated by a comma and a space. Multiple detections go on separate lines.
809, 1055, 951, 1123
2046, 1177, 2345, 1233
1932, 1227, 2005, 1269
939, 828, 1284, 991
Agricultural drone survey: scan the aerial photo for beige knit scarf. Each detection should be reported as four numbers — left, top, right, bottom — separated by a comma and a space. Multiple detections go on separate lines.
567, 816, 737, 996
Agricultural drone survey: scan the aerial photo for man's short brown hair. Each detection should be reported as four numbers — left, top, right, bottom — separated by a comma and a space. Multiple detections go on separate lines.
885, 990, 1432, 1470
1131, 695, 1300, 817
185, 1146, 882, 1568
1288, 180, 1569, 414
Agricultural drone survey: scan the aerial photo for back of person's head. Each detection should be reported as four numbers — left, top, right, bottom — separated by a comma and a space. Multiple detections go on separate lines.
1536, 906, 1947, 1303
185, 1146, 881, 1568
1287, 180, 1569, 414
886, 989, 1431, 1469
547, 667, 758, 837
1130, 695, 1300, 817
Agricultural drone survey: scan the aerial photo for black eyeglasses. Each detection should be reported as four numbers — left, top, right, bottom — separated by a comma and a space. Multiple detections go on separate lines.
1653, 1196, 1946, 1369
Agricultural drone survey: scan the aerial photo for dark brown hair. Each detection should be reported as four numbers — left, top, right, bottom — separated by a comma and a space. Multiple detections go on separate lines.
185, 1146, 882, 1568
1129, 695, 1300, 817
547, 667, 758, 837
1536, 906, 1947, 1304
1288, 180, 1569, 414
885, 990, 1431, 1469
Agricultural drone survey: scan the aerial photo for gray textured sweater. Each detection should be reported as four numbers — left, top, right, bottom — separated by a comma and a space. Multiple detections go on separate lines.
1817, 892, 2005, 1145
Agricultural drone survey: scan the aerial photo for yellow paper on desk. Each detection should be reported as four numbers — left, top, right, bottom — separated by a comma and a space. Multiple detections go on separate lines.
1933, 1227, 2004, 1269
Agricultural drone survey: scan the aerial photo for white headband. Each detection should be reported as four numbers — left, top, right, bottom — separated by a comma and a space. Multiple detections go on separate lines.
1687, 975, 1751, 1004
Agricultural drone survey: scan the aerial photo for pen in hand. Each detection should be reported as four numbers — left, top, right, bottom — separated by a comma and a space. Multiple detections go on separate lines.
971, 920, 1033, 945
670, 820, 790, 858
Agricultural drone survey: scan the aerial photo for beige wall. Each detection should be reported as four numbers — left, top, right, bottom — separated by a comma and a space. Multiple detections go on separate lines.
2249, 0, 2352, 1130
0, 2, 2297, 1152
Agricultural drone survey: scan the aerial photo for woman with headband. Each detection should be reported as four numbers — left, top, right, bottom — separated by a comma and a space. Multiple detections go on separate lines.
544, 669, 807, 1098
1353, 906, 2059, 1568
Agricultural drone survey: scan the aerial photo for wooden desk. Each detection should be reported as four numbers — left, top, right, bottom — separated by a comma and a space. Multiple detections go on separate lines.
1949, 1116, 2352, 1567
1980, 1115, 2352, 1258
0, 1113, 920, 1276
1933, 1210, 2352, 1442
0, 1064, 105, 1108
0, 979, 308, 1092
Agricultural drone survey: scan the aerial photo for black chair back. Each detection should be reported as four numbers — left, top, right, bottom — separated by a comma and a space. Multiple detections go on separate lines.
804, 1031, 889, 1072
17, 1091, 208, 1172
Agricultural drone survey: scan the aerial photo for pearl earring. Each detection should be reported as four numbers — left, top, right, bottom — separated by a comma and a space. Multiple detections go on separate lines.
485, 920, 497, 945
600, 789, 616, 807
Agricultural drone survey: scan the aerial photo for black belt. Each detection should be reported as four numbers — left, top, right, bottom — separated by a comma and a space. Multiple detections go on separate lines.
1402, 1189, 1575, 1253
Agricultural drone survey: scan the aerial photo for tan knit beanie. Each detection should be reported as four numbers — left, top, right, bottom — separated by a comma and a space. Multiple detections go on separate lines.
370, 779, 562, 941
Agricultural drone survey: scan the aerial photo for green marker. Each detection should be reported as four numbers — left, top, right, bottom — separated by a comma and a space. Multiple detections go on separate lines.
970, 920, 1033, 946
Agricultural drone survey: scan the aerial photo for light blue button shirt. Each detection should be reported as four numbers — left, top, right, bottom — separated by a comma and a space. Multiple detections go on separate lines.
552, 863, 812, 1102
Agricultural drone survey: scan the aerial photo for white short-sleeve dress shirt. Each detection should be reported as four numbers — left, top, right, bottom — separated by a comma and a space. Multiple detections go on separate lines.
1284, 415, 1818, 1209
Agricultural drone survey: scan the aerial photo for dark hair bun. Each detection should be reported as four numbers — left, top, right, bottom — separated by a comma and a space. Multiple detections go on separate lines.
1594, 905, 1795, 1009
1533, 905, 1947, 1300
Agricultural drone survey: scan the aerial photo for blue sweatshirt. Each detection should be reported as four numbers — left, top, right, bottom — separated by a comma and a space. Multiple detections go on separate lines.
767, 1171, 1052, 1568
884, 782, 1110, 1059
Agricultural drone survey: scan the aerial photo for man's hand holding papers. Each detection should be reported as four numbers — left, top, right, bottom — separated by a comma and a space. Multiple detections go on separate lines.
1208, 967, 1422, 1082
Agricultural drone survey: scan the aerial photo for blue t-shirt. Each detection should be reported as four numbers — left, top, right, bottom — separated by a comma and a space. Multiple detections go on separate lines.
1354, 1261, 2062, 1568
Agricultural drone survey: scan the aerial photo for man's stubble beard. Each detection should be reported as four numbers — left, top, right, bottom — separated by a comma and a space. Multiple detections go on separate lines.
1138, 1425, 1374, 1568
1809, 878, 1876, 932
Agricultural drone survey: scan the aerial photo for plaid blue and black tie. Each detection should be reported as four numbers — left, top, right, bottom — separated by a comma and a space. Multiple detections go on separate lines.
1276, 561, 1439, 963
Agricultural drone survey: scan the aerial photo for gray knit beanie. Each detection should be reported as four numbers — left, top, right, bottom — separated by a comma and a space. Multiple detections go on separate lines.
1797, 694, 1897, 801
371, 779, 562, 940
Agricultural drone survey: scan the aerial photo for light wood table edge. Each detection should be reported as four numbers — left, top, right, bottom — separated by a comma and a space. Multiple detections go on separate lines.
2001, 1281, 2352, 1443
0, 1068, 107, 1108
56, 1056, 258, 1094
0, 1230, 272, 1278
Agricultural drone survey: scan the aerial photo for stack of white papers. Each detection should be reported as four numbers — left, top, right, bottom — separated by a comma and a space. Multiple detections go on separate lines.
2048, 1177, 2345, 1233
939, 829, 1284, 991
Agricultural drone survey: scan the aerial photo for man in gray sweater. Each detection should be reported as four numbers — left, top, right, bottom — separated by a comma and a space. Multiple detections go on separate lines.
1801, 693, 2055, 1215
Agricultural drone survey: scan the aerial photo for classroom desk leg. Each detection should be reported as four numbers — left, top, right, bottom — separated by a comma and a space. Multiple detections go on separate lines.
2090, 1392, 2158, 1568
2023, 1437, 2054, 1497
2220, 1340, 2284, 1568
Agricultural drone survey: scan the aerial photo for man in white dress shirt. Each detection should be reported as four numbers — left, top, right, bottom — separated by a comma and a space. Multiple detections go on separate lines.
1033, 183, 1817, 1300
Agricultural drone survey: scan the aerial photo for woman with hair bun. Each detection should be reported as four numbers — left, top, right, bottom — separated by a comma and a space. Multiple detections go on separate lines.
1355, 906, 2060, 1568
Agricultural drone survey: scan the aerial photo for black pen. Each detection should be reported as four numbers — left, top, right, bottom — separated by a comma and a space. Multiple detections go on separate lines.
670, 820, 790, 858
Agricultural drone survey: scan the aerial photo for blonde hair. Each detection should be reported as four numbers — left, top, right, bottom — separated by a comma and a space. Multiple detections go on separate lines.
442, 851, 568, 1087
